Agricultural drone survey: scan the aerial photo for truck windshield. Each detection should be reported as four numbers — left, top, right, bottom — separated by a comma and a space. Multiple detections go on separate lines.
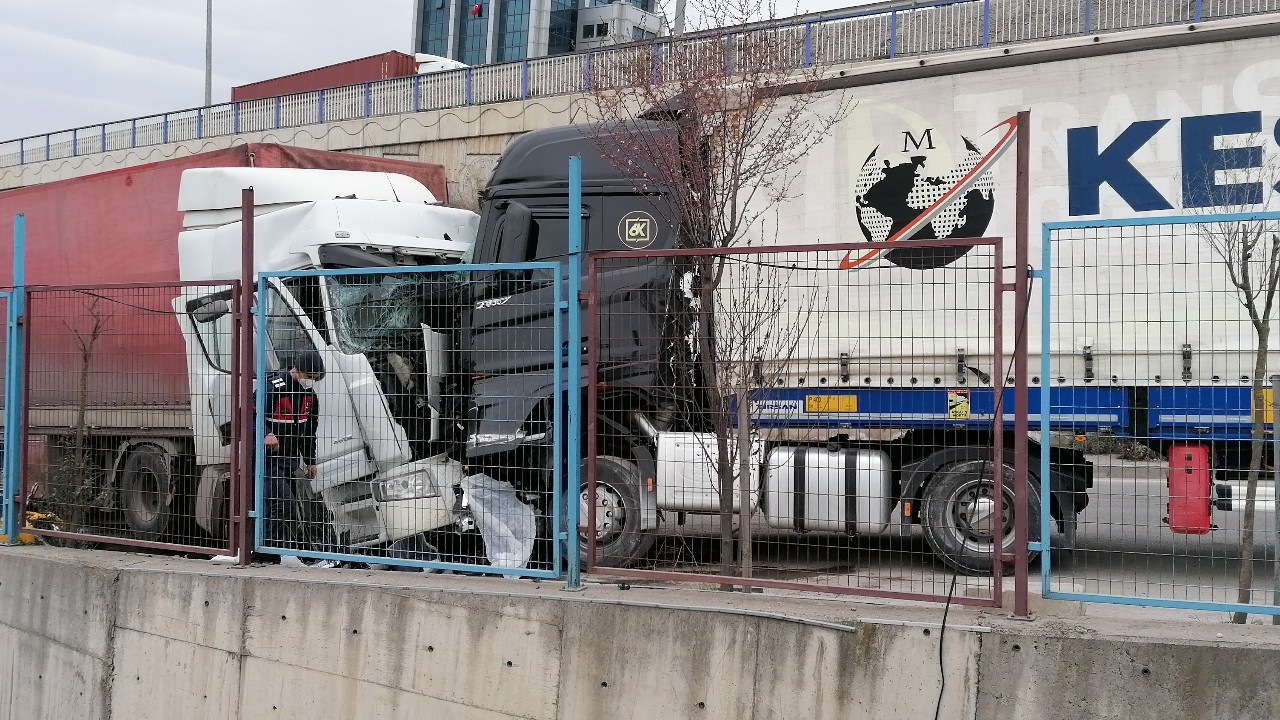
328, 274, 425, 354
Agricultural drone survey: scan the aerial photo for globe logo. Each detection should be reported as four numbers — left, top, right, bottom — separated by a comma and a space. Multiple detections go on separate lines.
842, 116, 1017, 271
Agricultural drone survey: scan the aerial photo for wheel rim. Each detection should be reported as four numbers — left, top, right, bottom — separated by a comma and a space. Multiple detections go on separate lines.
946, 477, 1014, 554
129, 467, 162, 524
581, 483, 626, 544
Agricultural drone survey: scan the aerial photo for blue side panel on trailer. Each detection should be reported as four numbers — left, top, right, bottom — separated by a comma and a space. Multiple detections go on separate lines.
747, 386, 1129, 431
1147, 386, 1259, 441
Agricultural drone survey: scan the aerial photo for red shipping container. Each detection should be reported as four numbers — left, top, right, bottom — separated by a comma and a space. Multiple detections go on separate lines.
0, 143, 451, 409
1167, 444, 1213, 535
231, 51, 419, 102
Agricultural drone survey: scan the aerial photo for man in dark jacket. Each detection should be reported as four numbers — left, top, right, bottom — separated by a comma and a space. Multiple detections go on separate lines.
262, 350, 325, 550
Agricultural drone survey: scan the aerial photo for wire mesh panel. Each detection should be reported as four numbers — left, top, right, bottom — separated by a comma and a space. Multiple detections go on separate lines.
20, 283, 241, 555
1044, 213, 1280, 617
254, 265, 563, 578
585, 240, 1027, 605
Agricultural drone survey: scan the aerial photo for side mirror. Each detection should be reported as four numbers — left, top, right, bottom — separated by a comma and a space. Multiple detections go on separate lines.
497, 201, 533, 265
186, 290, 233, 323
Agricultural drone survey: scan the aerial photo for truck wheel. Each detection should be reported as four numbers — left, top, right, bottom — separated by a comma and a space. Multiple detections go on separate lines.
920, 459, 1041, 576
582, 455, 654, 568
120, 444, 176, 539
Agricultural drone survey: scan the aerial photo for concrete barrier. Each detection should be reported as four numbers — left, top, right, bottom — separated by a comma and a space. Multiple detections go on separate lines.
0, 546, 1275, 719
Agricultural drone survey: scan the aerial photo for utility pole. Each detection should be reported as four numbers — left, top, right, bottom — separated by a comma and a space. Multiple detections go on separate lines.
204, 0, 213, 107
673, 0, 686, 35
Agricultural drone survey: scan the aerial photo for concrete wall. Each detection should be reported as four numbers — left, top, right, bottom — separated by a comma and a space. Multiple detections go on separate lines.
0, 547, 1277, 720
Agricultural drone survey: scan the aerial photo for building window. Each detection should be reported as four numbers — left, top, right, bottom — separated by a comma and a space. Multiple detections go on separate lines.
457, 2, 489, 65
497, 0, 531, 62
582, 24, 595, 39
596, 22, 609, 38
548, 0, 577, 55
632, 27, 656, 41
418, 0, 451, 56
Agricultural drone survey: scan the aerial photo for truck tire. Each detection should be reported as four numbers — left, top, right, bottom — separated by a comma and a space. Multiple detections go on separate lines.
120, 444, 176, 539
920, 458, 1041, 576
582, 455, 654, 568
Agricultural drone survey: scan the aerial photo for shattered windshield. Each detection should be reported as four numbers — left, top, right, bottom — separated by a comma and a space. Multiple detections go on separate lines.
328, 274, 425, 354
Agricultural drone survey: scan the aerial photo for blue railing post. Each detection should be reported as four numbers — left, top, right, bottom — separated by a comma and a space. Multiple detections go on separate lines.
582, 55, 592, 93
889, 11, 898, 58
413, 74, 422, 111
273, 97, 281, 130
1039, 224, 1054, 597
1194, 0, 1203, 23
44, 135, 50, 162
364, 82, 373, 117
1084, 0, 1094, 33
17, 138, 22, 165
565, 155, 584, 590
234, 102, 242, 134
100, 124, 106, 153
197, 109, 204, 139
651, 43, 662, 85
982, 0, 992, 47
317, 89, 326, 124
130, 119, 137, 148
162, 113, 169, 144
521, 60, 530, 100
3, 215, 27, 545
71, 128, 77, 157
803, 22, 813, 67
465, 68, 474, 105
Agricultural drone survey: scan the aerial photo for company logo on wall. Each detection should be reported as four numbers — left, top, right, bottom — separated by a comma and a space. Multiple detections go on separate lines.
845, 116, 1018, 270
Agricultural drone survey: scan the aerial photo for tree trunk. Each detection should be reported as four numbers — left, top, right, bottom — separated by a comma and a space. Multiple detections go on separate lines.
1234, 322, 1270, 623
694, 268, 735, 580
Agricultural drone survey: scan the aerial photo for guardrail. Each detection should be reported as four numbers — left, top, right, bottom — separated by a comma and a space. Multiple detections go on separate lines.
1, 0, 1276, 169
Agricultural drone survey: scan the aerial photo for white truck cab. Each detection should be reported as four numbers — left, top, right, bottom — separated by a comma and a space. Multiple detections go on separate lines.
172, 166, 478, 549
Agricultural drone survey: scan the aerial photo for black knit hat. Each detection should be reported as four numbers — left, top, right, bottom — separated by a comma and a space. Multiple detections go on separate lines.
291, 350, 326, 381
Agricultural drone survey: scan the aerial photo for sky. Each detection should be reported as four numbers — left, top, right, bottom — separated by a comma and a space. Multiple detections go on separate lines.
0, 0, 881, 141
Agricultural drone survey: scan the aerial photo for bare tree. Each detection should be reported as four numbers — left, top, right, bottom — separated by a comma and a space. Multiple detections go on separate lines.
1189, 138, 1280, 623
581, 0, 847, 575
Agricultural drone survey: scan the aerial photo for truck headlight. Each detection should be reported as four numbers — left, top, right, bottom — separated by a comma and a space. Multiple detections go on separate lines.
375, 470, 442, 502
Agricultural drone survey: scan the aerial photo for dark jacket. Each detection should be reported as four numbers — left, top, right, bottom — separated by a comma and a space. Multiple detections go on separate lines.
263, 369, 319, 465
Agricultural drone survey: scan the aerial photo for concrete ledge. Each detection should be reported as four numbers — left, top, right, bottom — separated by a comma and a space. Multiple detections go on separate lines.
0, 546, 1277, 719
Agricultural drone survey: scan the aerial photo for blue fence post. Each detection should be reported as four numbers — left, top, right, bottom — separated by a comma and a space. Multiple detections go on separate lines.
162, 114, 169, 144
803, 22, 813, 67
3, 215, 26, 545
1039, 224, 1054, 597
273, 97, 281, 130
889, 11, 898, 58
234, 102, 242, 134
521, 60, 530, 100
130, 119, 137, 148
254, 276, 268, 555
100, 124, 106, 153
651, 43, 662, 85
465, 68, 474, 105
1194, 0, 1203, 22
982, 0, 992, 47
583, 55, 592, 93
17, 138, 22, 165
72, 128, 78, 157
564, 155, 584, 590
364, 82, 373, 118
197, 109, 204, 139
413, 74, 422, 112
1084, 0, 1094, 33
44, 135, 50, 162
317, 90, 326, 124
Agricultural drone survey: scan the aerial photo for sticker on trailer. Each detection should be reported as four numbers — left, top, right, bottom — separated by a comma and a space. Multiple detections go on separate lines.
948, 389, 971, 420
804, 395, 859, 414
619, 211, 657, 249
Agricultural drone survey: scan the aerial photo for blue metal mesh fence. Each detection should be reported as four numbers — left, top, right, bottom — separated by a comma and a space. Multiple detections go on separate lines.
253, 264, 566, 578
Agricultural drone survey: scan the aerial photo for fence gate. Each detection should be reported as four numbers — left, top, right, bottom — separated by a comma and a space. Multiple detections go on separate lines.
584, 238, 1029, 606
1042, 212, 1280, 617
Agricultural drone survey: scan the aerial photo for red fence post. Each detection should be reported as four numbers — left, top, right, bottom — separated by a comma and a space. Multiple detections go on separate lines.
235, 189, 256, 565
1012, 109, 1032, 618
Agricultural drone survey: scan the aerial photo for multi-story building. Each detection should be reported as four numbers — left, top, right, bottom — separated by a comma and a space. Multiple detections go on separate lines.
412, 0, 665, 64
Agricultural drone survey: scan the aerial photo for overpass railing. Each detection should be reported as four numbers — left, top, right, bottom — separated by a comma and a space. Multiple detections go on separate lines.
2, 0, 1276, 168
